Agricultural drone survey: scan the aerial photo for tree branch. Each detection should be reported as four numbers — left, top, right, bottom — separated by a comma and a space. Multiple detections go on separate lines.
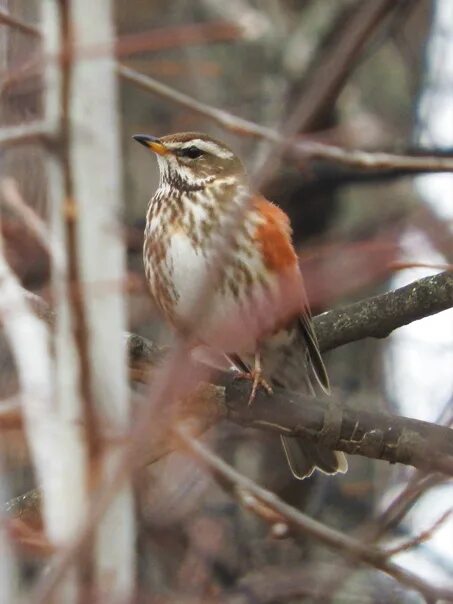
313, 270, 453, 352
125, 271, 453, 475
0, 122, 50, 148
6, 270, 453, 540
219, 378, 453, 476
0, 7, 40, 37
126, 271, 453, 359
180, 430, 453, 603
119, 64, 453, 173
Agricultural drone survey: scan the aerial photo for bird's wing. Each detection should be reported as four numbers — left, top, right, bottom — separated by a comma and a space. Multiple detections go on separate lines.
251, 194, 330, 393
298, 311, 330, 394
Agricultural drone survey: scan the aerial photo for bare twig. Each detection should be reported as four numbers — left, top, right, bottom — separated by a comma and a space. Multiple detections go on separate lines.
0, 7, 40, 37
286, 0, 397, 132
180, 429, 453, 603
0, 121, 50, 147
119, 64, 453, 173
384, 508, 452, 556
316, 474, 450, 602
0, 178, 55, 259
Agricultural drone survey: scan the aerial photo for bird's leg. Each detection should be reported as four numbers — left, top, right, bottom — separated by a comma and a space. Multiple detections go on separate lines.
247, 351, 273, 406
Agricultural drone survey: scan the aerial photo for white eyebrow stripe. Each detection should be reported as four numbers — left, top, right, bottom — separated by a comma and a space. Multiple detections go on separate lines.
166, 139, 234, 159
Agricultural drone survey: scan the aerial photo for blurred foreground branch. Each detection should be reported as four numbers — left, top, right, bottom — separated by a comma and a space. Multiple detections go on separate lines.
127, 271, 453, 357
5, 271, 453, 475
5, 273, 453, 536
132, 271, 453, 473
126, 272, 453, 474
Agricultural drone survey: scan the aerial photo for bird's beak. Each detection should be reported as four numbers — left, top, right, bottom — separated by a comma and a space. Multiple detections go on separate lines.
133, 134, 168, 156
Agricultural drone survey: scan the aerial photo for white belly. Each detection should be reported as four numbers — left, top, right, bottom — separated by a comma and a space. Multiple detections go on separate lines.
167, 232, 212, 321
163, 231, 300, 355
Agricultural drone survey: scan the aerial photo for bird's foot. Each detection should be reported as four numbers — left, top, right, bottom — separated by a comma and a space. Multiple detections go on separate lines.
234, 368, 273, 406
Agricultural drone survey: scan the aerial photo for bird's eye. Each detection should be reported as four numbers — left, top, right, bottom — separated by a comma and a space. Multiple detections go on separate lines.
180, 146, 203, 159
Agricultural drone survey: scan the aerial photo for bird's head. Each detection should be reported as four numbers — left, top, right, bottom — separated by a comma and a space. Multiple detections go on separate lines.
133, 131, 245, 190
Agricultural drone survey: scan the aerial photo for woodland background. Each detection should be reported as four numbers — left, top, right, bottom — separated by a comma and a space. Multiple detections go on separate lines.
0, 0, 452, 602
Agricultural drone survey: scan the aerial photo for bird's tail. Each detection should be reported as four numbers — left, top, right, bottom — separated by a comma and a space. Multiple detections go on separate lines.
268, 316, 348, 479
281, 435, 347, 479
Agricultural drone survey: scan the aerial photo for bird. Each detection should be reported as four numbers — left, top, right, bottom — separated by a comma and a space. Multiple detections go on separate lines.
133, 131, 347, 479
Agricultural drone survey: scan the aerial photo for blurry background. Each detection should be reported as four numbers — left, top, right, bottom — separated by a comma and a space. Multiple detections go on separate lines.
1, 0, 452, 601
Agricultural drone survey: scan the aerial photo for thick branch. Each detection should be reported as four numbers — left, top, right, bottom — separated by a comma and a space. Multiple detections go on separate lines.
127, 272, 453, 358
220, 378, 453, 476
129, 356, 453, 474
124, 271, 453, 474
5, 272, 453, 507
314, 270, 453, 352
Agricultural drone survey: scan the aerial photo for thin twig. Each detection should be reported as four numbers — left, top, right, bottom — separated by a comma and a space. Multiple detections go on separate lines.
384, 508, 452, 556
0, 7, 40, 37
284, 0, 396, 132
0, 121, 50, 147
119, 64, 453, 173
0, 178, 55, 259
180, 429, 453, 603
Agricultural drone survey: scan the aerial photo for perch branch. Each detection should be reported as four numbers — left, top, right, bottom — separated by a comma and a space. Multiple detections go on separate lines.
127, 272, 453, 358
6, 273, 453, 539
218, 378, 453, 476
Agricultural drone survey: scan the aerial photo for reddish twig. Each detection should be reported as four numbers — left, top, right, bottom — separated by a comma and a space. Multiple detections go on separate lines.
0, 179, 55, 259
0, 7, 40, 37
384, 508, 452, 557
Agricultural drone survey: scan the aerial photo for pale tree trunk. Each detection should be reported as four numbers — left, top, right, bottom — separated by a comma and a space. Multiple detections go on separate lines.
0, 4, 18, 601
42, 1, 89, 601
41, 0, 135, 600
66, 0, 135, 600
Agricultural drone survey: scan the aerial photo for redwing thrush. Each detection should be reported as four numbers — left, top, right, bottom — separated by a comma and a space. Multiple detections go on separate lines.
134, 131, 347, 479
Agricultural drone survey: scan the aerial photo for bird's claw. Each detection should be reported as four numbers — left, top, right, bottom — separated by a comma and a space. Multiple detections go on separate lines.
234, 369, 273, 406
